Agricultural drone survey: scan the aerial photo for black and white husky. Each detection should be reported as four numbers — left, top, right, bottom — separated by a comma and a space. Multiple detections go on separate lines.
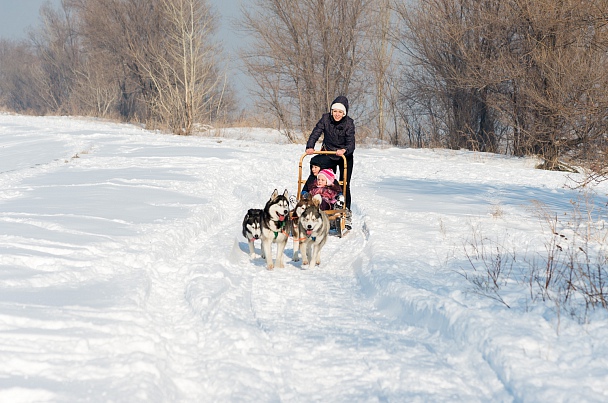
289, 193, 313, 262
242, 208, 263, 258
298, 194, 330, 268
261, 189, 291, 270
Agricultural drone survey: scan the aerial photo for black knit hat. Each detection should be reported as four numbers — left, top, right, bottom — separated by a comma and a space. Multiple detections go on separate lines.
310, 154, 333, 169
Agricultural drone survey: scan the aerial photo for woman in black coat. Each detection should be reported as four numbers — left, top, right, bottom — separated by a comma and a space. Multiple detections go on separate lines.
305, 95, 355, 214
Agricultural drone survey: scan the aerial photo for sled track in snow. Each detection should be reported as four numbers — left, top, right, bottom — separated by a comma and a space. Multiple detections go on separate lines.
247, 221, 374, 399
242, 214, 511, 401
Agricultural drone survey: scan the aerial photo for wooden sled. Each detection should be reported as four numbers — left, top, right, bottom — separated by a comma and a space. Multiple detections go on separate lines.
296, 151, 348, 237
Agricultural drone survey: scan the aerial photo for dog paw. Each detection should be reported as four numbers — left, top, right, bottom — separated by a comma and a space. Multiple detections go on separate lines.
249, 253, 257, 259
267, 265, 274, 270
292, 252, 300, 262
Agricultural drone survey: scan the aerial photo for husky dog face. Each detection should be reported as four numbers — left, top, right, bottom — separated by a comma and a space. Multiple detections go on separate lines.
243, 208, 263, 258
246, 220, 261, 240
293, 194, 311, 220
265, 190, 290, 223
243, 208, 263, 240
299, 206, 326, 236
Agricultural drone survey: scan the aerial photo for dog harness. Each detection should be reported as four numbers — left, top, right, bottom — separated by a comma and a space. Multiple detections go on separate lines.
273, 219, 288, 239
289, 211, 308, 242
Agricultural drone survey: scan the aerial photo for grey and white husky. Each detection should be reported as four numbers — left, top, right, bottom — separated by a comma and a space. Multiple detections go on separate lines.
242, 208, 263, 258
261, 189, 291, 270
298, 194, 330, 268
289, 193, 314, 262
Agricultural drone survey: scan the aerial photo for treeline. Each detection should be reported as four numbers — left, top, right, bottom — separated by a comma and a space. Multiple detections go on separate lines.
240, 0, 608, 170
395, 0, 608, 170
0, 0, 232, 135
1, 0, 608, 170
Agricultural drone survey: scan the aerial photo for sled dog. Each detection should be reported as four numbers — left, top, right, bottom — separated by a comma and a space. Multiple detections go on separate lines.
261, 189, 291, 270
289, 193, 315, 262
242, 208, 263, 258
298, 194, 330, 267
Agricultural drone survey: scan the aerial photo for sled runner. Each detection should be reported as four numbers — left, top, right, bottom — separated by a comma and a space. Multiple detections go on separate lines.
296, 151, 349, 238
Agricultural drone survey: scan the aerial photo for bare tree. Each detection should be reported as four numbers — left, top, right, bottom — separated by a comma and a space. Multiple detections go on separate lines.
20, 1, 82, 114
0, 39, 45, 113
68, 51, 121, 118
394, 0, 501, 152
1, 0, 231, 131
68, 0, 227, 132
495, 0, 608, 170
72, 0, 168, 121
240, 0, 372, 140
142, 0, 223, 134
368, 0, 395, 143
394, 0, 608, 168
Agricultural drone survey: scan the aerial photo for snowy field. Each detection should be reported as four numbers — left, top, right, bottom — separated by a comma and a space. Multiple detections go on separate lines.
0, 114, 607, 402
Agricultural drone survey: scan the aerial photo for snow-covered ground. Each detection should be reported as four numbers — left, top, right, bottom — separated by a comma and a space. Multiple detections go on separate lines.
0, 114, 607, 402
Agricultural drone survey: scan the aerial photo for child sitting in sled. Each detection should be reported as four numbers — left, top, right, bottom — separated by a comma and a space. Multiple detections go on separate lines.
302, 154, 334, 193
306, 168, 343, 211
291, 154, 344, 211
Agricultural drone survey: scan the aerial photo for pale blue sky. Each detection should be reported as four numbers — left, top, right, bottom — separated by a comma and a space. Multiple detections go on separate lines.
0, 0, 52, 39
0, 0, 242, 44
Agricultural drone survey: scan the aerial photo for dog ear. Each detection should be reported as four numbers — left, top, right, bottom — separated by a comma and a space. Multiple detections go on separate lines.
282, 189, 289, 199
270, 189, 278, 200
312, 194, 322, 207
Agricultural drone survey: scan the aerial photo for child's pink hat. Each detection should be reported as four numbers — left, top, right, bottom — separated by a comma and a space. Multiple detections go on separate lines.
318, 169, 335, 184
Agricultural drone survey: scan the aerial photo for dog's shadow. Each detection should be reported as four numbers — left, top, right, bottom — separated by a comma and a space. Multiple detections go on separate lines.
236, 240, 303, 269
